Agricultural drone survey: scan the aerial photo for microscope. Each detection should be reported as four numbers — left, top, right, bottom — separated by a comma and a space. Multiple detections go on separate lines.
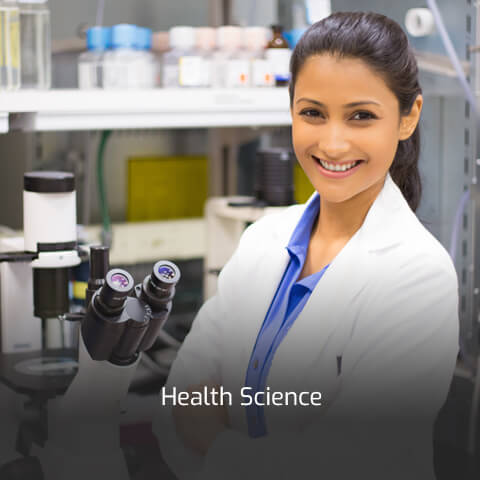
0, 172, 181, 480
0, 171, 81, 356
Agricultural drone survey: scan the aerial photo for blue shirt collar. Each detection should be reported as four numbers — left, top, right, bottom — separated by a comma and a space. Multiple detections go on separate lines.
286, 192, 320, 262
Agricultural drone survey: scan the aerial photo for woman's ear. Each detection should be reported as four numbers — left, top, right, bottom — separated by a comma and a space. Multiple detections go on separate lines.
399, 94, 423, 141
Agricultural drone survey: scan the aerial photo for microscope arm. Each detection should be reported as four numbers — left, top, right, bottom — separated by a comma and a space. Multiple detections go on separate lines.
31, 332, 139, 480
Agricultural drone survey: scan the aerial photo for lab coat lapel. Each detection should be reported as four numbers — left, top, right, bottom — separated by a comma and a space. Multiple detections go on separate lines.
266, 226, 370, 393
240, 242, 290, 356
266, 174, 406, 394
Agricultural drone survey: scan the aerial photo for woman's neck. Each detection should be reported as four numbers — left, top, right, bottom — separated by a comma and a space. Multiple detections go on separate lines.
313, 178, 386, 242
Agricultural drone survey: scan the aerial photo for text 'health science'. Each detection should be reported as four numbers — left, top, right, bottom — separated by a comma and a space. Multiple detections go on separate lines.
160, 386, 323, 407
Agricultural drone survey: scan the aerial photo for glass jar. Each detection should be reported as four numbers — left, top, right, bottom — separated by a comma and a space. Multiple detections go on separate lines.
18, 0, 51, 89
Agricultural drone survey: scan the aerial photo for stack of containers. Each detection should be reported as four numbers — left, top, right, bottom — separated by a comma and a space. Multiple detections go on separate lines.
19, 0, 51, 89
0, 0, 20, 90
77, 24, 292, 90
78, 26, 110, 89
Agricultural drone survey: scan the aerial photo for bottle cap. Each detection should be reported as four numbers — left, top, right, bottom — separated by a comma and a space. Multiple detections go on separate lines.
196, 27, 216, 50
152, 31, 169, 52
135, 27, 152, 50
217, 26, 242, 50
86, 26, 110, 51
169, 26, 195, 49
111, 24, 137, 49
243, 26, 269, 50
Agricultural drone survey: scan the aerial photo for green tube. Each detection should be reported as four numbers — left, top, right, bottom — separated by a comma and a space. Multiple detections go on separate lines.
97, 130, 112, 246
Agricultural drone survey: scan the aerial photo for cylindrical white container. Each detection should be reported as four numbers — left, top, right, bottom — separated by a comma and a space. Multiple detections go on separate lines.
23, 172, 77, 253
18, 0, 51, 89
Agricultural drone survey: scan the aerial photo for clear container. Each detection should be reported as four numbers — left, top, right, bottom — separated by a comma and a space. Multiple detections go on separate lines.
0, 0, 20, 90
135, 27, 155, 88
78, 26, 110, 89
162, 26, 202, 88
18, 0, 51, 89
196, 27, 215, 87
242, 26, 274, 87
103, 24, 140, 89
213, 26, 249, 88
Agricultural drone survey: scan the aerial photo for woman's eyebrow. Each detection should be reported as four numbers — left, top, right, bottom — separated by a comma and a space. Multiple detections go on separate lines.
295, 98, 380, 108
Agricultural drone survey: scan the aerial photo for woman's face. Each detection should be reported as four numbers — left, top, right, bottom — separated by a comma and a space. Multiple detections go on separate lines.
291, 54, 422, 205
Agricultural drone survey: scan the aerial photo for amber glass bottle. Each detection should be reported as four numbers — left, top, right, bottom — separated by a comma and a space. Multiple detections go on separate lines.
265, 25, 291, 86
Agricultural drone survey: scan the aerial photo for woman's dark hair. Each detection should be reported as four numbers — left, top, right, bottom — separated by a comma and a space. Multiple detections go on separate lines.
289, 12, 422, 211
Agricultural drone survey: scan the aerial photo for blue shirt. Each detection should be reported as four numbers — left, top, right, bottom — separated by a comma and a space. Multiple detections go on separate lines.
244, 193, 328, 438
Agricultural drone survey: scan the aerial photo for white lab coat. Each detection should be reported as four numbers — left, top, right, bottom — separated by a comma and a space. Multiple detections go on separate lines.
153, 174, 459, 480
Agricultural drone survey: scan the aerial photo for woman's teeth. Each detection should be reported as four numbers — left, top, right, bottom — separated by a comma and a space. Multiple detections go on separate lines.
315, 157, 360, 172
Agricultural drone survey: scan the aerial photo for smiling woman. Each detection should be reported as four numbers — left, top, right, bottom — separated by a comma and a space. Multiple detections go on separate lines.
154, 12, 459, 480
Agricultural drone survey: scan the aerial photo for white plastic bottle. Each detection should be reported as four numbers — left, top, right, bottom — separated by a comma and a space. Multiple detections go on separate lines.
242, 26, 274, 87
0, 0, 20, 90
135, 27, 155, 88
77, 26, 109, 89
213, 26, 249, 88
103, 24, 140, 89
162, 26, 203, 88
195, 27, 215, 87
18, 0, 51, 89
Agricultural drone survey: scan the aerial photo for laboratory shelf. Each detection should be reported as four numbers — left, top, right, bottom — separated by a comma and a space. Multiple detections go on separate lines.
0, 88, 292, 134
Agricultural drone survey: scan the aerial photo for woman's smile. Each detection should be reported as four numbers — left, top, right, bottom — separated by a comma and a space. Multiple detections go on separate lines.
312, 156, 366, 178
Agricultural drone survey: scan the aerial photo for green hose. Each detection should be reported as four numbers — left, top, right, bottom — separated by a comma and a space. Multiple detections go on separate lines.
97, 130, 112, 246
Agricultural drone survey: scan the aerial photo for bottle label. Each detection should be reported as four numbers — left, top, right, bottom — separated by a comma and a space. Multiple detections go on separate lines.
265, 49, 291, 80
179, 56, 203, 87
225, 59, 249, 87
251, 59, 275, 87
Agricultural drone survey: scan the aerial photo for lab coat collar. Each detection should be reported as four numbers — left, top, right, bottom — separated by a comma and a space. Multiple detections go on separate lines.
286, 173, 409, 253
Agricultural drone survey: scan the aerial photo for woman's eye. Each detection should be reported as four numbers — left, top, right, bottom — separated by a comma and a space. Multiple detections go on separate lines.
351, 111, 377, 121
299, 109, 324, 119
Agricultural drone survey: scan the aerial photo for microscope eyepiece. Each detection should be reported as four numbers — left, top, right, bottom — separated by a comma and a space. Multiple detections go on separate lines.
97, 268, 134, 313
145, 260, 181, 303
152, 261, 180, 287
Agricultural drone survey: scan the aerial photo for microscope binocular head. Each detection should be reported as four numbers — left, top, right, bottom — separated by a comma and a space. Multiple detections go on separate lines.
83, 260, 180, 365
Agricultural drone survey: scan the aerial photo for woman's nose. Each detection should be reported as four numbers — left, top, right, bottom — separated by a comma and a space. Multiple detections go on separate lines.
318, 125, 350, 159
